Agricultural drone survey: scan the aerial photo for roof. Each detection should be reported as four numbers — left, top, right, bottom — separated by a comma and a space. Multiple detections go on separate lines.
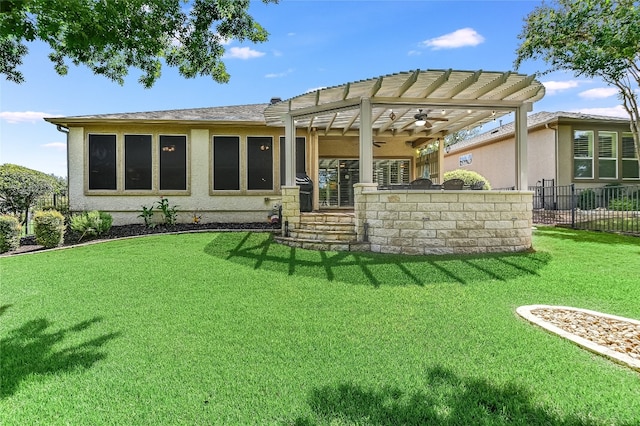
45, 104, 269, 126
45, 69, 545, 146
264, 69, 545, 144
447, 111, 630, 153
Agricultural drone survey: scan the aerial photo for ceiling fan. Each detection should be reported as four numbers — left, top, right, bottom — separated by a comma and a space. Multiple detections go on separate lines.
373, 141, 386, 148
414, 109, 448, 128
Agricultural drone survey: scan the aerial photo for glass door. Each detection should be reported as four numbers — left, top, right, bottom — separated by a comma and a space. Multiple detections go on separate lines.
319, 159, 359, 208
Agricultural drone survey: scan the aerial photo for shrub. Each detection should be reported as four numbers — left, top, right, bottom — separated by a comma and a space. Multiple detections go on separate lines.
443, 169, 491, 190
608, 197, 640, 211
156, 197, 178, 226
578, 189, 597, 210
138, 205, 156, 228
0, 215, 22, 253
70, 211, 113, 241
33, 210, 66, 248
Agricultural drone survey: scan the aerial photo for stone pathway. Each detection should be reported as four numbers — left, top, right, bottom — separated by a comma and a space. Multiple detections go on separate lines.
517, 305, 640, 372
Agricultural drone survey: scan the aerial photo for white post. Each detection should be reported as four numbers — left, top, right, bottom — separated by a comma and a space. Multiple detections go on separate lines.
515, 104, 531, 190
284, 113, 296, 186
359, 97, 373, 183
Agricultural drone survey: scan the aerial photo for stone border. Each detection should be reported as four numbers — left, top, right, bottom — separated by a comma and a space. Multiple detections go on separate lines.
516, 305, 640, 372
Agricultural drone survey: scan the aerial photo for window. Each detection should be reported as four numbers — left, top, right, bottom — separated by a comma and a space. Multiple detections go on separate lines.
247, 136, 273, 190
573, 130, 594, 179
125, 135, 152, 190
598, 131, 617, 179
374, 159, 410, 186
88, 134, 117, 190
622, 133, 639, 179
213, 136, 240, 190
159, 135, 187, 190
279, 136, 306, 184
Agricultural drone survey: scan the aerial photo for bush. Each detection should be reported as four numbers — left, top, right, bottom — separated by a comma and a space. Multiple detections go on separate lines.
70, 211, 113, 241
0, 215, 22, 253
578, 189, 597, 210
608, 197, 640, 211
443, 169, 491, 189
33, 210, 66, 248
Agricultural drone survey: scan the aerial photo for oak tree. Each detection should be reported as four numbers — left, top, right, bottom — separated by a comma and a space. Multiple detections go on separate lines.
515, 0, 640, 166
1, 0, 277, 88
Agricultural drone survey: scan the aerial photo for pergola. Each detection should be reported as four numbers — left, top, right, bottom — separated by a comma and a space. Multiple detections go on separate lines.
264, 69, 545, 190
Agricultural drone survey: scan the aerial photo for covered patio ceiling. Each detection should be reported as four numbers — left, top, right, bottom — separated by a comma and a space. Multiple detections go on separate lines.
264, 69, 545, 148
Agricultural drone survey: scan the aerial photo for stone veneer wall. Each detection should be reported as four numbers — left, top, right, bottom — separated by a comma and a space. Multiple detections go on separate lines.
280, 186, 301, 235
353, 183, 533, 255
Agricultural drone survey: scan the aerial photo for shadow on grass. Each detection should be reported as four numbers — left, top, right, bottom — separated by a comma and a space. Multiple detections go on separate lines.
292, 366, 617, 425
204, 233, 551, 287
534, 226, 640, 246
0, 314, 120, 398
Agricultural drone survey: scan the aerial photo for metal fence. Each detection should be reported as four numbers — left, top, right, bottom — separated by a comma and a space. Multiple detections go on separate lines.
528, 181, 640, 235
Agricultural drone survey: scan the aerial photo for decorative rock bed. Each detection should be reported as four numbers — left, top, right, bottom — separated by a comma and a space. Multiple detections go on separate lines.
517, 305, 640, 372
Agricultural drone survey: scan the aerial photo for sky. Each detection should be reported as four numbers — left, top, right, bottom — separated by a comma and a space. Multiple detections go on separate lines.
0, 0, 629, 178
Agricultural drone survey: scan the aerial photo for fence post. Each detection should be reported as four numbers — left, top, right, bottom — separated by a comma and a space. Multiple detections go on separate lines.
571, 184, 576, 229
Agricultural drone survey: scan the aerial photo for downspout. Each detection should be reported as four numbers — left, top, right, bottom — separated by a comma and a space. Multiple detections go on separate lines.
545, 123, 559, 184
55, 124, 70, 197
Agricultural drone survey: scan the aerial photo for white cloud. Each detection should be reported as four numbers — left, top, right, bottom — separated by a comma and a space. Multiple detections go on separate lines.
578, 87, 619, 99
265, 68, 294, 78
571, 105, 629, 119
305, 86, 327, 93
225, 46, 265, 59
542, 80, 580, 95
42, 142, 67, 151
0, 111, 59, 124
421, 28, 485, 50
287, 32, 295, 37
408, 50, 421, 56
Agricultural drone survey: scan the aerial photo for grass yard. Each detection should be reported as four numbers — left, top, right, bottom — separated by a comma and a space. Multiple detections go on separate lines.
1, 227, 639, 425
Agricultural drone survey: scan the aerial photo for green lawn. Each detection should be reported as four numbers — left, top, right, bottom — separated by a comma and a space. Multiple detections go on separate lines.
1, 227, 639, 425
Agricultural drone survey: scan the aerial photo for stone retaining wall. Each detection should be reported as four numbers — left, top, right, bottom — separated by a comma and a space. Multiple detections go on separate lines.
354, 183, 533, 255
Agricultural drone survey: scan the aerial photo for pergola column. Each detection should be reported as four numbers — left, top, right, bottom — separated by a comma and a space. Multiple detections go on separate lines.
284, 112, 296, 186
359, 97, 374, 183
515, 103, 531, 190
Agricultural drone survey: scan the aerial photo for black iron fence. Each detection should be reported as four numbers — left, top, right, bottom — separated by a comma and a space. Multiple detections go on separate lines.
528, 181, 640, 235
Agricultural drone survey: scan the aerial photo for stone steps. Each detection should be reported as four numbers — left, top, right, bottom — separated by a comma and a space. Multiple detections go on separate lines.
276, 211, 369, 251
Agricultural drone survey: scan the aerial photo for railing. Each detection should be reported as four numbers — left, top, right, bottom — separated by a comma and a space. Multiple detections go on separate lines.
528, 182, 640, 235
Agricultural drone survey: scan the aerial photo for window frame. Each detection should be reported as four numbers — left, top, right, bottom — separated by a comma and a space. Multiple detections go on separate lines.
597, 131, 618, 180
211, 135, 241, 192
621, 132, 639, 180
159, 134, 189, 192
573, 130, 594, 180
124, 133, 154, 191
87, 133, 118, 192
247, 136, 274, 191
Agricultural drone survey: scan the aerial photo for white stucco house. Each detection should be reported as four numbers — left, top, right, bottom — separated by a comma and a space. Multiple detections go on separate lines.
46, 69, 547, 255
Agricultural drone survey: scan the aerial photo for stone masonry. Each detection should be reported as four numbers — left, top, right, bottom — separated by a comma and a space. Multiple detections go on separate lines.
354, 183, 533, 255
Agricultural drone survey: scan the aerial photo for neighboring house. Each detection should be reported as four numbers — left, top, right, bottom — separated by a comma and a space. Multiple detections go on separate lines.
443, 111, 639, 189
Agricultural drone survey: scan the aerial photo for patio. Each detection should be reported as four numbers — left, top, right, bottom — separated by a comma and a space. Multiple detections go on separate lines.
267, 69, 545, 254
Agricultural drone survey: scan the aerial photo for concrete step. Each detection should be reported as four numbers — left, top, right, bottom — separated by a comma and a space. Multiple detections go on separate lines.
274, 236, 370, 252
290, 228, 357, 242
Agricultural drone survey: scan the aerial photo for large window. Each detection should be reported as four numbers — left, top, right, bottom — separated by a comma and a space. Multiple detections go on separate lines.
573, 130, 594, 179
279, 136, 306, 184
125, 135, 152, 190
622, 133, 639, 179
88, 134, 117, 190
247, 137, 273, 190
213, 136, 240, 190
374, 159, 410, 185
598, 131, 617, 179
159, 135, 187, 190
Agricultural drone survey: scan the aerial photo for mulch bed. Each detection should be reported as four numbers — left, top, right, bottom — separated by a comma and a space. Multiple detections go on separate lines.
3, 222, 279, 257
